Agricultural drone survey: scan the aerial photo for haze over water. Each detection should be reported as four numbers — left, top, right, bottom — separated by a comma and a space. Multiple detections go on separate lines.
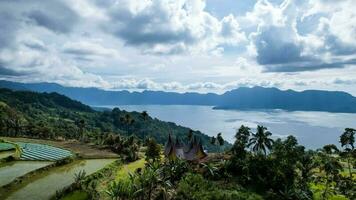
102, 105, 356, 149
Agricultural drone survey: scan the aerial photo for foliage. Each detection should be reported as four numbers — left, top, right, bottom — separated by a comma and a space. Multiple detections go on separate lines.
248, 125, 274, 156
176, 173, 263, 200
145, 138, 161, 162
0, 88, 227, 152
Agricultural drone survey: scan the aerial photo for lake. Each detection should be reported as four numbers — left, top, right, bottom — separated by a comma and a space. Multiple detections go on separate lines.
100, 105, 356, 149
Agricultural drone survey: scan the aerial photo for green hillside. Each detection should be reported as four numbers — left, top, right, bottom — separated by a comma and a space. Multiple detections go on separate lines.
0, 88, 227, 152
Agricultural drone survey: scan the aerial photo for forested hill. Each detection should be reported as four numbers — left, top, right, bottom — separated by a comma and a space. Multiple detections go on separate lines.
0, 88, 226, 151
2, 80, 356, 113
0, 88, 93, 112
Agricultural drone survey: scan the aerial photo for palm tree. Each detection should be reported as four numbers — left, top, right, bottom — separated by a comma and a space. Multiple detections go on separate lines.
217, 132, 224, 153
120, 114, 135, 134
73, 170, 86, 189
232, 125, 251, 156
297, 151, 316, 186
340, 128, 355, 179
187, 129, 193, 141
141, 111, 149, 140
141, 111, 148, 120
77, 119, 85, 142
248, 125, 274, 156
210, 136, 216, 145
340, 128, 355, 150
321, 157, 343, 200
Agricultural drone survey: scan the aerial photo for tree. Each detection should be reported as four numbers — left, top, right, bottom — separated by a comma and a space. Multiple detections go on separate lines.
340, 128, 355, 179
340, 128, 355, 150
73, 170, 86, 190
129, 164, 161, 200
145, 138, 161, 162
210, 136, 216, 145
322, 144, 339, 155
297, 151, 316, 186
141, 111, 149, 120
217, 133, 225, 153
232, 125, 251, 156
141, 111, 149, 140
321, 157, 343, 200
248, 125, 274, 156
187, 129, 194, 141
121, 114, 135, 134
217, 133, 224, 146
77, 119, 85, 142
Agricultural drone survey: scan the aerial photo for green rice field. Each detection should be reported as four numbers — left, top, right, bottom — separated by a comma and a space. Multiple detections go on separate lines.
17, 142, 72, 161
0, 142, 72, 161
0, 143, 15, 151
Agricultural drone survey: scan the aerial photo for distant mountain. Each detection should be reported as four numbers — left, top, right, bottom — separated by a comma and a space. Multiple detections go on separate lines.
217, 87, 356, 113
1, 80, 356, 113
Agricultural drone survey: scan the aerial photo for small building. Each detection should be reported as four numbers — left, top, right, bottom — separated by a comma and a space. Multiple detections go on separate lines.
164, 134, 207, 161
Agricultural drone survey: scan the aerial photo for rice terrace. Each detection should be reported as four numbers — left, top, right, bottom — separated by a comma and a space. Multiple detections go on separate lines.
0, 0, 356, 199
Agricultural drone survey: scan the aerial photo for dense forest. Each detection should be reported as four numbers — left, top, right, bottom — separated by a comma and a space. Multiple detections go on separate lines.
62, 125, 355, 200
0, 88, 228, 152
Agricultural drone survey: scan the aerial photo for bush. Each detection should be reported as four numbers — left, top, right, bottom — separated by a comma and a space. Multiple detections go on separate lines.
176, 173, 262, 200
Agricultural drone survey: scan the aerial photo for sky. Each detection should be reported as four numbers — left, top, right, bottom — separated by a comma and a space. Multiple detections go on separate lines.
0, 0, 356, 94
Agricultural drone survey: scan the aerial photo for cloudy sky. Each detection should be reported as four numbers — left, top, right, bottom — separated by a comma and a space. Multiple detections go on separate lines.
0, 0, 356, 94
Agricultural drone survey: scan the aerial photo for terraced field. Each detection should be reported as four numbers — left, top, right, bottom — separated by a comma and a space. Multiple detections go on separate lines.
17, 142, 72, 161
0, 143, 15, 151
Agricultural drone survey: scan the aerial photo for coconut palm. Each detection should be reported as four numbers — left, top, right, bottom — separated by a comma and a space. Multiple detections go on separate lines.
141, 111, 149, 140
340, 128, 355, 150
121, 114, 135, 134
210, 136, 216, 145
232, 125, 251, 156
321, 157, 343, 200
217, 133, 225, 153
340, 128, 355, 179
297, 151, 316, 185
73, 170, 86, 189
77, 119, 85, 142
248, 125, 274, 156
187, 129, 193, 141
141, 111, 148, 120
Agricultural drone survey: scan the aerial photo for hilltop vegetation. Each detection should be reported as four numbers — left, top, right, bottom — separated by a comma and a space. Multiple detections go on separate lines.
0, 88, 227, 152
65, 125, 355, 200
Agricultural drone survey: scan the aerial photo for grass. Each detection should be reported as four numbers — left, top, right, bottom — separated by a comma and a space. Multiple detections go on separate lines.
61, 190, 89, 200
116, 158, 146, 180
310, 183, 349, 200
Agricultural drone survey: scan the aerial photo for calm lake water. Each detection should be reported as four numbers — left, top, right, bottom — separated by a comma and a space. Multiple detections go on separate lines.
101, 105, 356, 149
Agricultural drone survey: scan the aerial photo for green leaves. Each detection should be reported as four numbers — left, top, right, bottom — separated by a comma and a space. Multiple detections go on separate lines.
247, 125, 274, 156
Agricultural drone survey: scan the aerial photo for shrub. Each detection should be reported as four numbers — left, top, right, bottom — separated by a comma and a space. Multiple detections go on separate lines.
176, 173, 262, 200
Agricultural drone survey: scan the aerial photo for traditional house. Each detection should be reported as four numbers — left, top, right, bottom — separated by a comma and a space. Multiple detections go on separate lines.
164, 134, 207, 161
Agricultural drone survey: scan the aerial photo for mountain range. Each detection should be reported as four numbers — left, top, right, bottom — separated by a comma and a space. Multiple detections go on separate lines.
1, 80, 356, 113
